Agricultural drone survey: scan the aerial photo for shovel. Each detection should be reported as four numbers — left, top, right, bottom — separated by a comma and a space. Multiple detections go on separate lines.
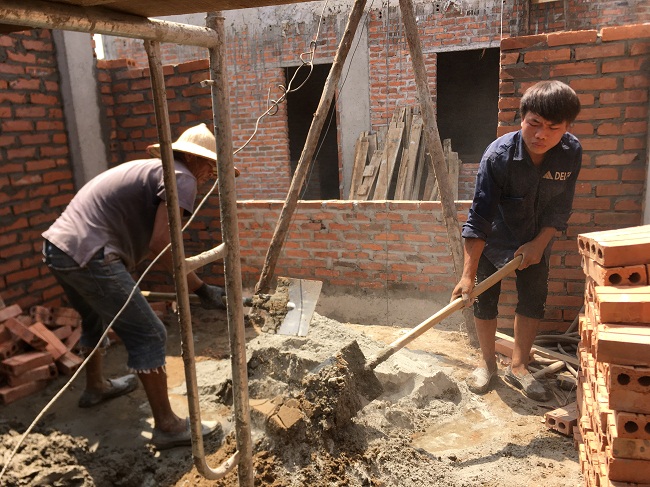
305, 255, 523, 425
142, 277, 322, 337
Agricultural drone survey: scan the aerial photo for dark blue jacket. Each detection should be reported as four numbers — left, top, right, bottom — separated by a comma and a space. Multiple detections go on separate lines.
462, 130, 582, 268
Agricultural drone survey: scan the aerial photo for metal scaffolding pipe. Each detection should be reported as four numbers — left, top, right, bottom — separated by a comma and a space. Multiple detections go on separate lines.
144, 40, 237, 480
0, 0, 219, 47
206, 12, 254, 486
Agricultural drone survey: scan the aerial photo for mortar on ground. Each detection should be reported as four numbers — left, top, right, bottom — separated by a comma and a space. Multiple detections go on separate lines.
294, 341, 381, 431
245, 277, 291, 333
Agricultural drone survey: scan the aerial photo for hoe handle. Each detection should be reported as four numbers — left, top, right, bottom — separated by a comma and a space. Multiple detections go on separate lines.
366, 255, 523, 370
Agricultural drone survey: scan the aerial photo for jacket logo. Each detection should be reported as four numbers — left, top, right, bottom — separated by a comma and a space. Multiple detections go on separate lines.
543, 171, 571, 181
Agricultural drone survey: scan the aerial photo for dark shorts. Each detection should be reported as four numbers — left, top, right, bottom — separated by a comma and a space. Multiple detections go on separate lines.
43, 240, 167, 372
473, 253, 549, 321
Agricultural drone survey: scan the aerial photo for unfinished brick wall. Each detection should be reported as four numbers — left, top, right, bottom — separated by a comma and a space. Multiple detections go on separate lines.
0, 30, 73, 311
100, 4, 649, 200
224, 199, 578, 331
1, 22, 648, 334
493, 23, 650, 326
95, 29, 347, 200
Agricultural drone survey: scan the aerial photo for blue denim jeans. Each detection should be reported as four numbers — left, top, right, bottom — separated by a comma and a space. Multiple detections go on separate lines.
43, 240, 167, 372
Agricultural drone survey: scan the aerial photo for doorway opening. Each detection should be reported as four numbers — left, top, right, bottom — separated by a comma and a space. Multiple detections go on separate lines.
285, 63, 340, 200
437, 48, 500, 166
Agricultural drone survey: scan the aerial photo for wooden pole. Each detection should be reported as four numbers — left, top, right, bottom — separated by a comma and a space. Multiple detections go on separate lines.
255, 0, 368, 294
398, 0, 478, 346
0, 0, 219, 48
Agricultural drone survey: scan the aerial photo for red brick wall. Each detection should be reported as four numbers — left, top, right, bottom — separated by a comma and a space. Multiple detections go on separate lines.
0, 30, 73, 311
1, 22, 648, 334
237, 200, 466, 293
493, 24, 650, 328
96, 58, 296, 201
233, 199, 576, 331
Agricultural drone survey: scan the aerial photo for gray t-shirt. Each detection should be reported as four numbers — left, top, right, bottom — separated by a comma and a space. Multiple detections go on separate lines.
43, 158, 197, 270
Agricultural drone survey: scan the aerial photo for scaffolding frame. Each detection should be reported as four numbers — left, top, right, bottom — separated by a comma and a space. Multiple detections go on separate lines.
0, 0, 471, 484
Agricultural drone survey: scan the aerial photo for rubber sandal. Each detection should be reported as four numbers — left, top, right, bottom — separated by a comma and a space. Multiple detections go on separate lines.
78, 374, 138, 408
151, 417, 220, 450
504, 366, 551, 402
466, 366, 497, 395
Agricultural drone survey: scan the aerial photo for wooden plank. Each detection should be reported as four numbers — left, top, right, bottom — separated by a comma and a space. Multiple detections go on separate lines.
393, 107, 413, 200
394, 148, 410, 200
373, 121, 405, 200
411, 148, 428, 200
348, 133, 370, 199
495, 331, 579, 366
444, 139, 460, 200
356, 150, 383, 199
397, 116, 423, 200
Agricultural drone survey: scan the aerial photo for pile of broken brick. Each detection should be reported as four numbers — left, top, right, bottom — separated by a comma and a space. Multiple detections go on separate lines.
0, 298, 170, 407
0, 302, 86, 406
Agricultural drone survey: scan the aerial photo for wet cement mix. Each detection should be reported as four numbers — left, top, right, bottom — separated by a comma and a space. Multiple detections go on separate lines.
0, 309, 581, 486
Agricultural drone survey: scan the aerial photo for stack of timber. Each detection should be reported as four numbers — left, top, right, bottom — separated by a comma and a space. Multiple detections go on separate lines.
348, 106, 460, 201
575, 225, 650, 487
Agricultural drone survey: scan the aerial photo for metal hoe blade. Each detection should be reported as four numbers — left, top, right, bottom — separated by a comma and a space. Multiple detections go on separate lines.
277, 278, 322, 336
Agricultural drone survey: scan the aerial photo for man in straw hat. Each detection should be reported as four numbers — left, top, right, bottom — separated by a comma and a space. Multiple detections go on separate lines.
43, 123, 235, 449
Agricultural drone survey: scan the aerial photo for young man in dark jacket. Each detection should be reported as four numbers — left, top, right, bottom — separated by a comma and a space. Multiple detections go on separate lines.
451, 80, 582, 401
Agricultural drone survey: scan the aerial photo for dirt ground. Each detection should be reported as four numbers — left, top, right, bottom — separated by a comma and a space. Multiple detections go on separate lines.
0, 300, 581, 486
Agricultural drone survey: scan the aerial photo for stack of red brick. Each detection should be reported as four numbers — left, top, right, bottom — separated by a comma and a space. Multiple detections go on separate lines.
576, 225, 650, 487
0, 302, 84, 405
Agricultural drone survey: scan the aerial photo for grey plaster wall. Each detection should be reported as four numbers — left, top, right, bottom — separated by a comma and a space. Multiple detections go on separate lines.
53, 31, 109, 187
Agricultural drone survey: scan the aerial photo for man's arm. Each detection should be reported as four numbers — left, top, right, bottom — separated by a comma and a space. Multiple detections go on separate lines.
149, 201, 204, 293
514, 226, 557, 270
451, 237, 486, 304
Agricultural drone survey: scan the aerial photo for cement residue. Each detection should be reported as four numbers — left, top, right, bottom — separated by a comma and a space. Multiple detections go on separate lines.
245, 277, 291, 333
0, 308, 581, 487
